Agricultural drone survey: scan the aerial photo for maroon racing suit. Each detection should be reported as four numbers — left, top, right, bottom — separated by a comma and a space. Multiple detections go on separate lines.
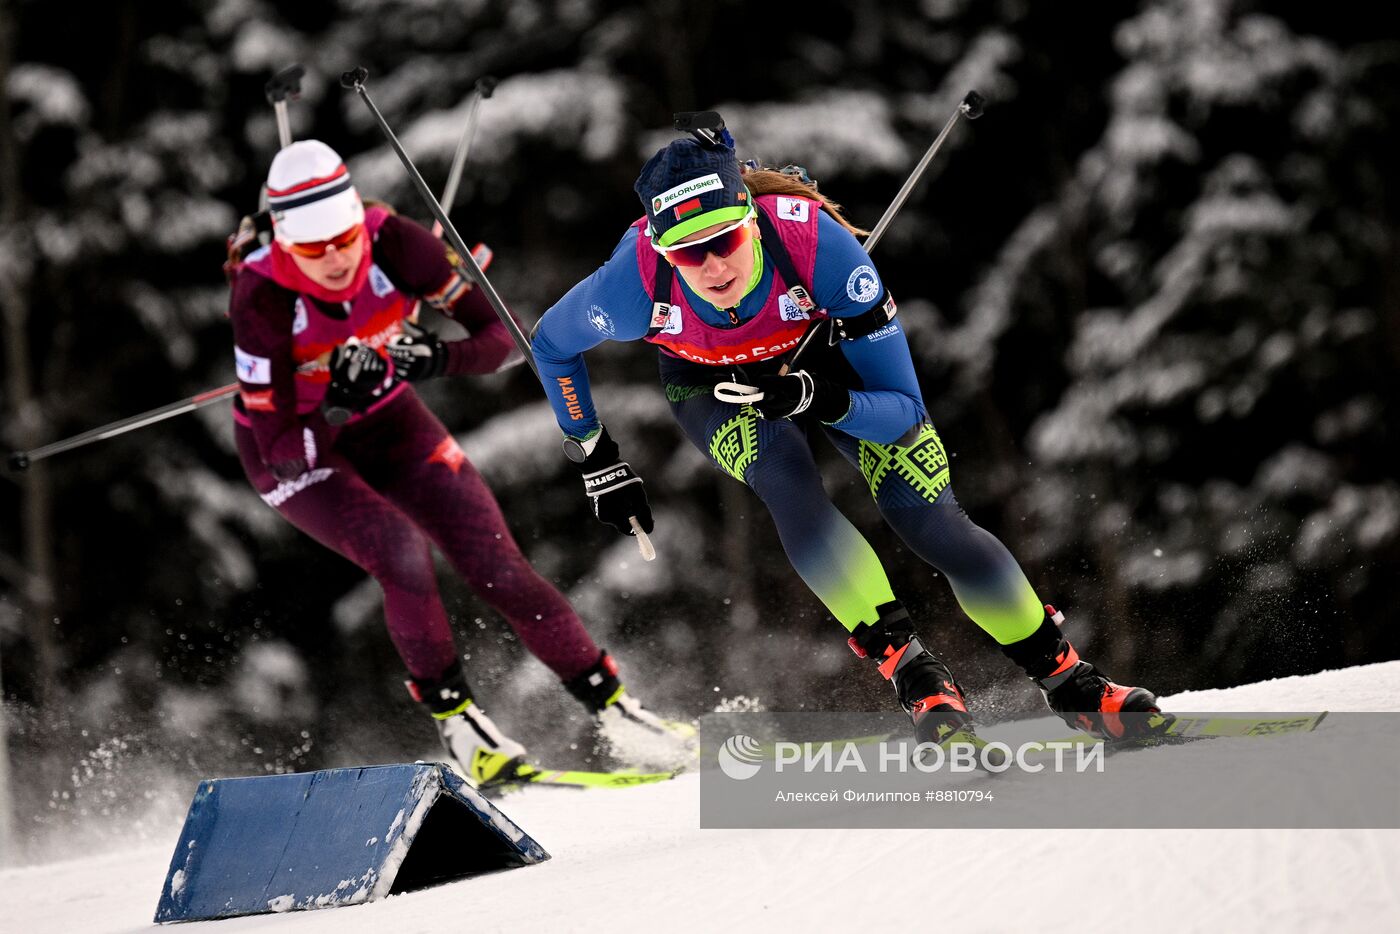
228, 208, 601, 683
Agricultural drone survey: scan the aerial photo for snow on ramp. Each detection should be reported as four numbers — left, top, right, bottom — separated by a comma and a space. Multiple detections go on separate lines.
3, 661, 1398, 934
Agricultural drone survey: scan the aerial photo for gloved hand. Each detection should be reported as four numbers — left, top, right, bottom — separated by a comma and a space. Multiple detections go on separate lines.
266, 424, 326, 482
385, 320, 447, 382
563, 425, 654, 536
714, 370, 850, 422
269, 455, 310, 482
324, 341, 396, 425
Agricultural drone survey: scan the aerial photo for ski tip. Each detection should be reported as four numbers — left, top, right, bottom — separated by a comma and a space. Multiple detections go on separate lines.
7, 451, 30, 472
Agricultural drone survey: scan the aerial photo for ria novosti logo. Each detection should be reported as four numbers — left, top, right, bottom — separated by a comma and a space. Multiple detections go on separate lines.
715, 733, 1109, 778
717, 734, 765, 780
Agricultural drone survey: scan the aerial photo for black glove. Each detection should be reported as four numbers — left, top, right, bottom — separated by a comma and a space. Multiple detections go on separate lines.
324, 342, 396, 425
385, 320, 448, 382
269, 455, 310, 482
563, 425, 654, 536
744, 370, 850, 421
266, 424, 325, 482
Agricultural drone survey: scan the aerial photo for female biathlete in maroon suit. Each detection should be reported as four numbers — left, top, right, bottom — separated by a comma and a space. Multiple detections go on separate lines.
227, 140, 689, 787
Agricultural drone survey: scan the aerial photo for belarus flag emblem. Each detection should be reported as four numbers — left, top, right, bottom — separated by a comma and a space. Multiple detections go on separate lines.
673, 197, 702, 220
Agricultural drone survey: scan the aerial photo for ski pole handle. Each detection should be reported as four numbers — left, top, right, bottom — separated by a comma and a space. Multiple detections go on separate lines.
630, 517, 656, 562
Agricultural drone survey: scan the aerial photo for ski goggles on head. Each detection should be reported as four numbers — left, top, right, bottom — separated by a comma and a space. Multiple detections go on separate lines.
650, 207, 755, 268
282, 224, 363, 259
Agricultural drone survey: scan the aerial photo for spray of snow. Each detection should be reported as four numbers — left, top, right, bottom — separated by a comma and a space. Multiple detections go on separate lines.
713, 696, 767, 713
594, 708, 695, 774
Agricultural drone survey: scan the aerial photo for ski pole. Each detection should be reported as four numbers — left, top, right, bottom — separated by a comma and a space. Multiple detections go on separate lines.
7, 384, 239, 472
6, 349, 338, 471
340, 67, 537, 381
865, 90, 984, 252
777, 90, 984, 374
256, 64, 306, 220
432, 76, 497, 239
412, 76, 498, 323
340, 66, 656, 562
264, 64, 305, 150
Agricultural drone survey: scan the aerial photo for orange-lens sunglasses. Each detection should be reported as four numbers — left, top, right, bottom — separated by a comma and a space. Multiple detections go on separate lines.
284, 224, 364, 259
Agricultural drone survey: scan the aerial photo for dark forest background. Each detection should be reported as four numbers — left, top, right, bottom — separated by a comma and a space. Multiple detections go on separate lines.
1, 0, 1397, 860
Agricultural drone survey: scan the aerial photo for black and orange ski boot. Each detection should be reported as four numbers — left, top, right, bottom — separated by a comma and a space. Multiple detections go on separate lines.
1001, 604, 1164, 741
848, 602, 976, 747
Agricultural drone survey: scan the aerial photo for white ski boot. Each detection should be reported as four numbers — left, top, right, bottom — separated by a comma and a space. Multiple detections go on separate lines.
408, 664, 528, 788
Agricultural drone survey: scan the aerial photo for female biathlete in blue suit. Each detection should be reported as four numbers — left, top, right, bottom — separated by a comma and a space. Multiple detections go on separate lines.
529, 126, 1161, 747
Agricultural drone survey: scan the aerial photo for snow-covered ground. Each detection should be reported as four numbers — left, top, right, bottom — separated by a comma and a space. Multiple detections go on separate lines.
5, 662, 1399, 933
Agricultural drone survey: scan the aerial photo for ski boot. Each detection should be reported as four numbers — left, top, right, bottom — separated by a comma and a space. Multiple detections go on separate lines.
565, 650, 697, 769
848, 602, 979, 750
407, 662, 529, 789
1001, 604, 1164, 741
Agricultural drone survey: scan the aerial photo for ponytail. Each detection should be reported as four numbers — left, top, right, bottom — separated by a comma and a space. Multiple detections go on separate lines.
739, 167, 870, 238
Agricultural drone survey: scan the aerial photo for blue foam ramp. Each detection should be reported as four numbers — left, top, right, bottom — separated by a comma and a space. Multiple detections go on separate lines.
154, 762, 548, 922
